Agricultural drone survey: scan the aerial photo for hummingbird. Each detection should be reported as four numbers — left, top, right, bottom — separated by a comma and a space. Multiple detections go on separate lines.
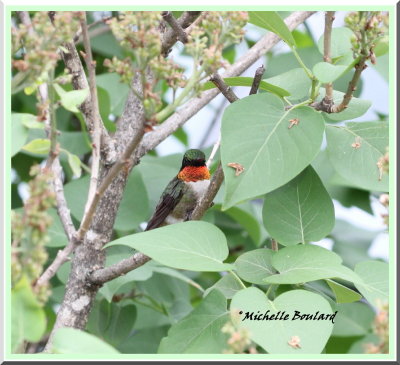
145, 149, 210, 231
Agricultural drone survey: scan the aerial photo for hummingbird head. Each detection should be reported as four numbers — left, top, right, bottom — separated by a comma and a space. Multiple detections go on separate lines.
180, 149, 206, 170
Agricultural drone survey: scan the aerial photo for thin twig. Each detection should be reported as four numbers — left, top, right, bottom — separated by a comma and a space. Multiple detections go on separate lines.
209, 73, 239, 103
79, 12, 102, 222
322, 11, 335, 108
162, 11, 188, 44
249, 65, 265, 95
73, 17, 111, 43
185, 11, 207, 35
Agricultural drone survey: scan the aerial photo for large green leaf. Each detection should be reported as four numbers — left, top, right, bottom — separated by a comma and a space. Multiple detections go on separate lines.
231, 287, 334, 353
202, 77, 290, 97
332, 302, 375, 337
105, 221, 232, 272
326, 122, 389, 192
317, 27, 354, 58
234, 248, 276, 284
11, 276, 47, 352
264, 244, 363, 285
21, 138, 50, 155
51, 327, 119, 354
263, 166, 335, 245
221, 93, 324, 210
264, 68, 311, 101
248, 11, 296, 47
158, 290, 229, 353
320, 90, 371, 122
354, 260, 389, 309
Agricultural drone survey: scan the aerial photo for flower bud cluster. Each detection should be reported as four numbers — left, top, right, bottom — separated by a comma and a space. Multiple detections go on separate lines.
11, 165, 56, 303
221, 310, 258, 354
345, 11, 388, 62
12, 11, 80, 91
365, 301, 389, 353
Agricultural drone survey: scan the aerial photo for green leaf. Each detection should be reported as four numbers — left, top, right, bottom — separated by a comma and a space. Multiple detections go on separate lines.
47, 208, 70, 247
374, 35, 389, 57
317, 27, 354, 58
264, 244, 363, 285
332, 302, 375, 337
18, 113, 45, 129
202, 77, 290, 97
118, 326, 169, 354
86, 299, 137, 348
234, 248, 276, 284
262, 166, 335, 245
203, 272, 244, 299
158, 290, 229, 353
248, 11, 296, 47
221, 94, 325, 210
58, 131, 92, 156
325, 279, 362, 304
11, 276, 47, 352
21, 138, 50, 155
264, 68, 311, 102
67, 152, 82, 178
231, 287, 334, 353
292, 30, 314, 48
319, 90, 371, 122
354, 260, 389, 309
11, 113, 33, 156
326, 122, 388, 192
97, 73, 130, 116
53, 84, 89, 113
51, 327, 119, 354
313, 62, 349, 83
105, 221, 232, 272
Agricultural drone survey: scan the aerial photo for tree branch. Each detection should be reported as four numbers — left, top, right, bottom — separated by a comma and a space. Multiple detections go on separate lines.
162, 11, 188, 44
323, 11, 335, 102
249, 65, 265, 95
209, 73, 239, 103
161, 11, 201, 56
79, 12, 102, 222
135, 11, 316, 160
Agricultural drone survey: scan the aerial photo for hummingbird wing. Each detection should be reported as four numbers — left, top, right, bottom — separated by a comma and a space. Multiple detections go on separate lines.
145, 176, 185, 231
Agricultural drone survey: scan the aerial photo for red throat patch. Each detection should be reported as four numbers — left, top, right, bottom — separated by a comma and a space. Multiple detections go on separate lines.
178, 166, 210, 182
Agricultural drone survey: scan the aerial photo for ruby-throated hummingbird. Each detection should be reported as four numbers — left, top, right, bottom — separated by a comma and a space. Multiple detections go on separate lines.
145, 149, 210, 231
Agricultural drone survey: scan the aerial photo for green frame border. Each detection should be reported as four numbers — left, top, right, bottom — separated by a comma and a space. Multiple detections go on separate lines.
5, 5, 396, 361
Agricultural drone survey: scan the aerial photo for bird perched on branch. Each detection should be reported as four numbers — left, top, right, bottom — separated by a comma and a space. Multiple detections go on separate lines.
145, 149, 210, 231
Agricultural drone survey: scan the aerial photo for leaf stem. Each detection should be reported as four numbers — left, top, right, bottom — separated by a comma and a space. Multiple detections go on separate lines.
155, 65, 204, 122
292, 47, 314, 80
229, 270, 247, 290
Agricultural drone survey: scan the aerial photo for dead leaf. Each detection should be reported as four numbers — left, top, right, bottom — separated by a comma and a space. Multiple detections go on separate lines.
288, 335, 301, 349
288, 118, 299, 129
351, 136, 362, 149
227, 162, 245, 176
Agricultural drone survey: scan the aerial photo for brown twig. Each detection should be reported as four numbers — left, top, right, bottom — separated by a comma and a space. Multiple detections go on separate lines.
323, 11, 335, 103
209, 73, 239, 103
73, 17, 111, 43
161, 11, 201, 56
249, 65, 265, 95
162, 11, 188, 44
79, 12, 102, 223
271, 239, 279, 252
